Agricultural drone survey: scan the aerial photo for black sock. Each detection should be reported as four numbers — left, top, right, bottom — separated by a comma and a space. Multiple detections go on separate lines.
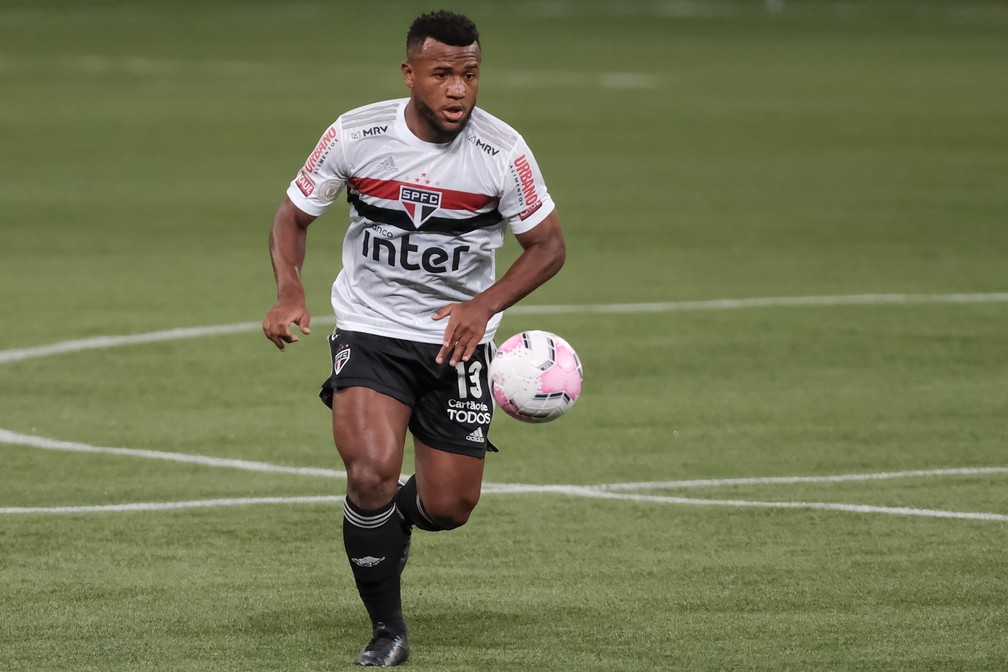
342, 496, 409, 634
395, 475, 449, 532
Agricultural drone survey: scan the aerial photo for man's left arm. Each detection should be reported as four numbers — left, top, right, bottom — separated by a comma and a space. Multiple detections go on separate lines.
434, 211, 566, 366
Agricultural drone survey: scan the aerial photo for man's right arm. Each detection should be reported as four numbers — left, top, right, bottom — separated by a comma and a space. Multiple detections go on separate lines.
262, 196, 318, 350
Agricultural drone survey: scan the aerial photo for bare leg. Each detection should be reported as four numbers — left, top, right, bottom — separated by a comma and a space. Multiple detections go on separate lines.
331, 387, 412, 665
331, 387, 410, 508
411, 438, 485, 528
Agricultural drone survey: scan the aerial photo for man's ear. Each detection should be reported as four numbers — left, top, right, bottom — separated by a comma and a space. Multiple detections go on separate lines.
401, 61, 414, 89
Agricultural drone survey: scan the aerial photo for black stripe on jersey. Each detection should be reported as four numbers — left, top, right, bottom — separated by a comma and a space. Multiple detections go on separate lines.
347, 192, 503, 235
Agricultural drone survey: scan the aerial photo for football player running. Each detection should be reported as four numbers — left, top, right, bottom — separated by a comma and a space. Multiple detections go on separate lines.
263, 10, 565, 667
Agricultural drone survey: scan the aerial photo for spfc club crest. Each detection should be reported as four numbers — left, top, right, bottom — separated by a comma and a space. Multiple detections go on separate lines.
333, 347, 351, 375
399, 185, 441, 227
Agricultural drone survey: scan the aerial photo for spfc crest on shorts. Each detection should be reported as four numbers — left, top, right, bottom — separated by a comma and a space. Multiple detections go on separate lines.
333, 346, 351, 375
399, 185, 441, 227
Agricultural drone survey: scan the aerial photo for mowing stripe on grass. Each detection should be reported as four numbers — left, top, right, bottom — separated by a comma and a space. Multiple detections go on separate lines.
3, 293, 1007, 365
0, 54, 662, 89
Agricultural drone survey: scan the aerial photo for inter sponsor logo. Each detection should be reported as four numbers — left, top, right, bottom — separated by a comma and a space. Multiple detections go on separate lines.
512, 154, 543, 220
361, 229, 469, 274
399, 185, 442, 227
304, 126, 338, 174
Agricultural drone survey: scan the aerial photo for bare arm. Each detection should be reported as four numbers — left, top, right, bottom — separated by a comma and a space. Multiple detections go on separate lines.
262, 195, 318, 350
434, 210, 566, 366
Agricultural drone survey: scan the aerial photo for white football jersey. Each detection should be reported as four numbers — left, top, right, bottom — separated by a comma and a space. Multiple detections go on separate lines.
286, 98, 556, 345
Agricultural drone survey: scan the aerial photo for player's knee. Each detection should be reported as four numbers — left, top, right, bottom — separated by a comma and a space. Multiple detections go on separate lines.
426, 509, 470, 531
345, 464, 399, 509
422, 491, 480, 530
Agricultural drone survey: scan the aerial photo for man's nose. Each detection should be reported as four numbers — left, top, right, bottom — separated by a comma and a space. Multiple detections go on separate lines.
447, 76, 466, 97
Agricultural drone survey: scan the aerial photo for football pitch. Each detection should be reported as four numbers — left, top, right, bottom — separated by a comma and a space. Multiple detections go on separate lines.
2, 0, 1007, 669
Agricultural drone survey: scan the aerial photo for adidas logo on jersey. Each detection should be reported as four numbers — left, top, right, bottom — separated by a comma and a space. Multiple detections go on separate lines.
376, 155, 397, 172
465, 427, 485, 443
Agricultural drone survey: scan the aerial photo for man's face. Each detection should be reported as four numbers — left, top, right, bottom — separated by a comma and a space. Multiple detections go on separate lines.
402, 38, 481, 143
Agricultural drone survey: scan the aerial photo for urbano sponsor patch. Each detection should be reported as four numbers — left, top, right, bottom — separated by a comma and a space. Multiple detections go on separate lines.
304, 126, 338, 174
511, 154, 543, 220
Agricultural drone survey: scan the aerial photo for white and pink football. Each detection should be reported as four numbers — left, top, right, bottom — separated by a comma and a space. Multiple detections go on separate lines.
489, 330, 583, 423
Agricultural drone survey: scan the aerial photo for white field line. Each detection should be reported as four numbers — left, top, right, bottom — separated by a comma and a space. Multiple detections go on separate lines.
0, 322, 263, 365
594, 466, 1008, 491
509, 292, 1008, 315
484, 485, 1008, 522
3, 488, 1006, 522
0, 428, 347, 479
2, 429, 1006, 521
3, 293, 1007, 365
538, 487, 1008, 523
4, 427, 1005, 492
0, 496, 344, 515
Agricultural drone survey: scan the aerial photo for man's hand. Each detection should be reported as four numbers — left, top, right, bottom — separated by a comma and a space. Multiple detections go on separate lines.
264, 197, 316, 351
433, 211, 566, 367
263, 300, 312, 351
433, 300, 493, 366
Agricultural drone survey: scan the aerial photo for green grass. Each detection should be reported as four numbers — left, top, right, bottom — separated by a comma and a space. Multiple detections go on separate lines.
2, 1, 1008, 670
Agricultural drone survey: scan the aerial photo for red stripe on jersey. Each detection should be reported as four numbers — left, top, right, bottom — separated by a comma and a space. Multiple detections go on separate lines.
349, 177, 497, 213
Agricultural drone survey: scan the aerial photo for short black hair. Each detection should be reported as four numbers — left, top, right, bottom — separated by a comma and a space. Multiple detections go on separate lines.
406, 10, 480, 55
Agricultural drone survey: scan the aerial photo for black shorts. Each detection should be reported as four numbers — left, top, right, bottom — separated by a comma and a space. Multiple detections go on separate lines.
320, 329, 497, 458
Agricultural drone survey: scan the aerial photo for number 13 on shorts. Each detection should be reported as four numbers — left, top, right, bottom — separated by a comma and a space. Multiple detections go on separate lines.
455, 361, 483, 399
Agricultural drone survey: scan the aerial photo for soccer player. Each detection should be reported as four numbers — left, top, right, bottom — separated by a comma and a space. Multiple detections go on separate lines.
262, 10, 565, 667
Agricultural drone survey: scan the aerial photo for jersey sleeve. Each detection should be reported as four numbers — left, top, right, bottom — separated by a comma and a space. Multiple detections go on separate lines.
499, 136, 556, 235
285, 120, 349, 217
